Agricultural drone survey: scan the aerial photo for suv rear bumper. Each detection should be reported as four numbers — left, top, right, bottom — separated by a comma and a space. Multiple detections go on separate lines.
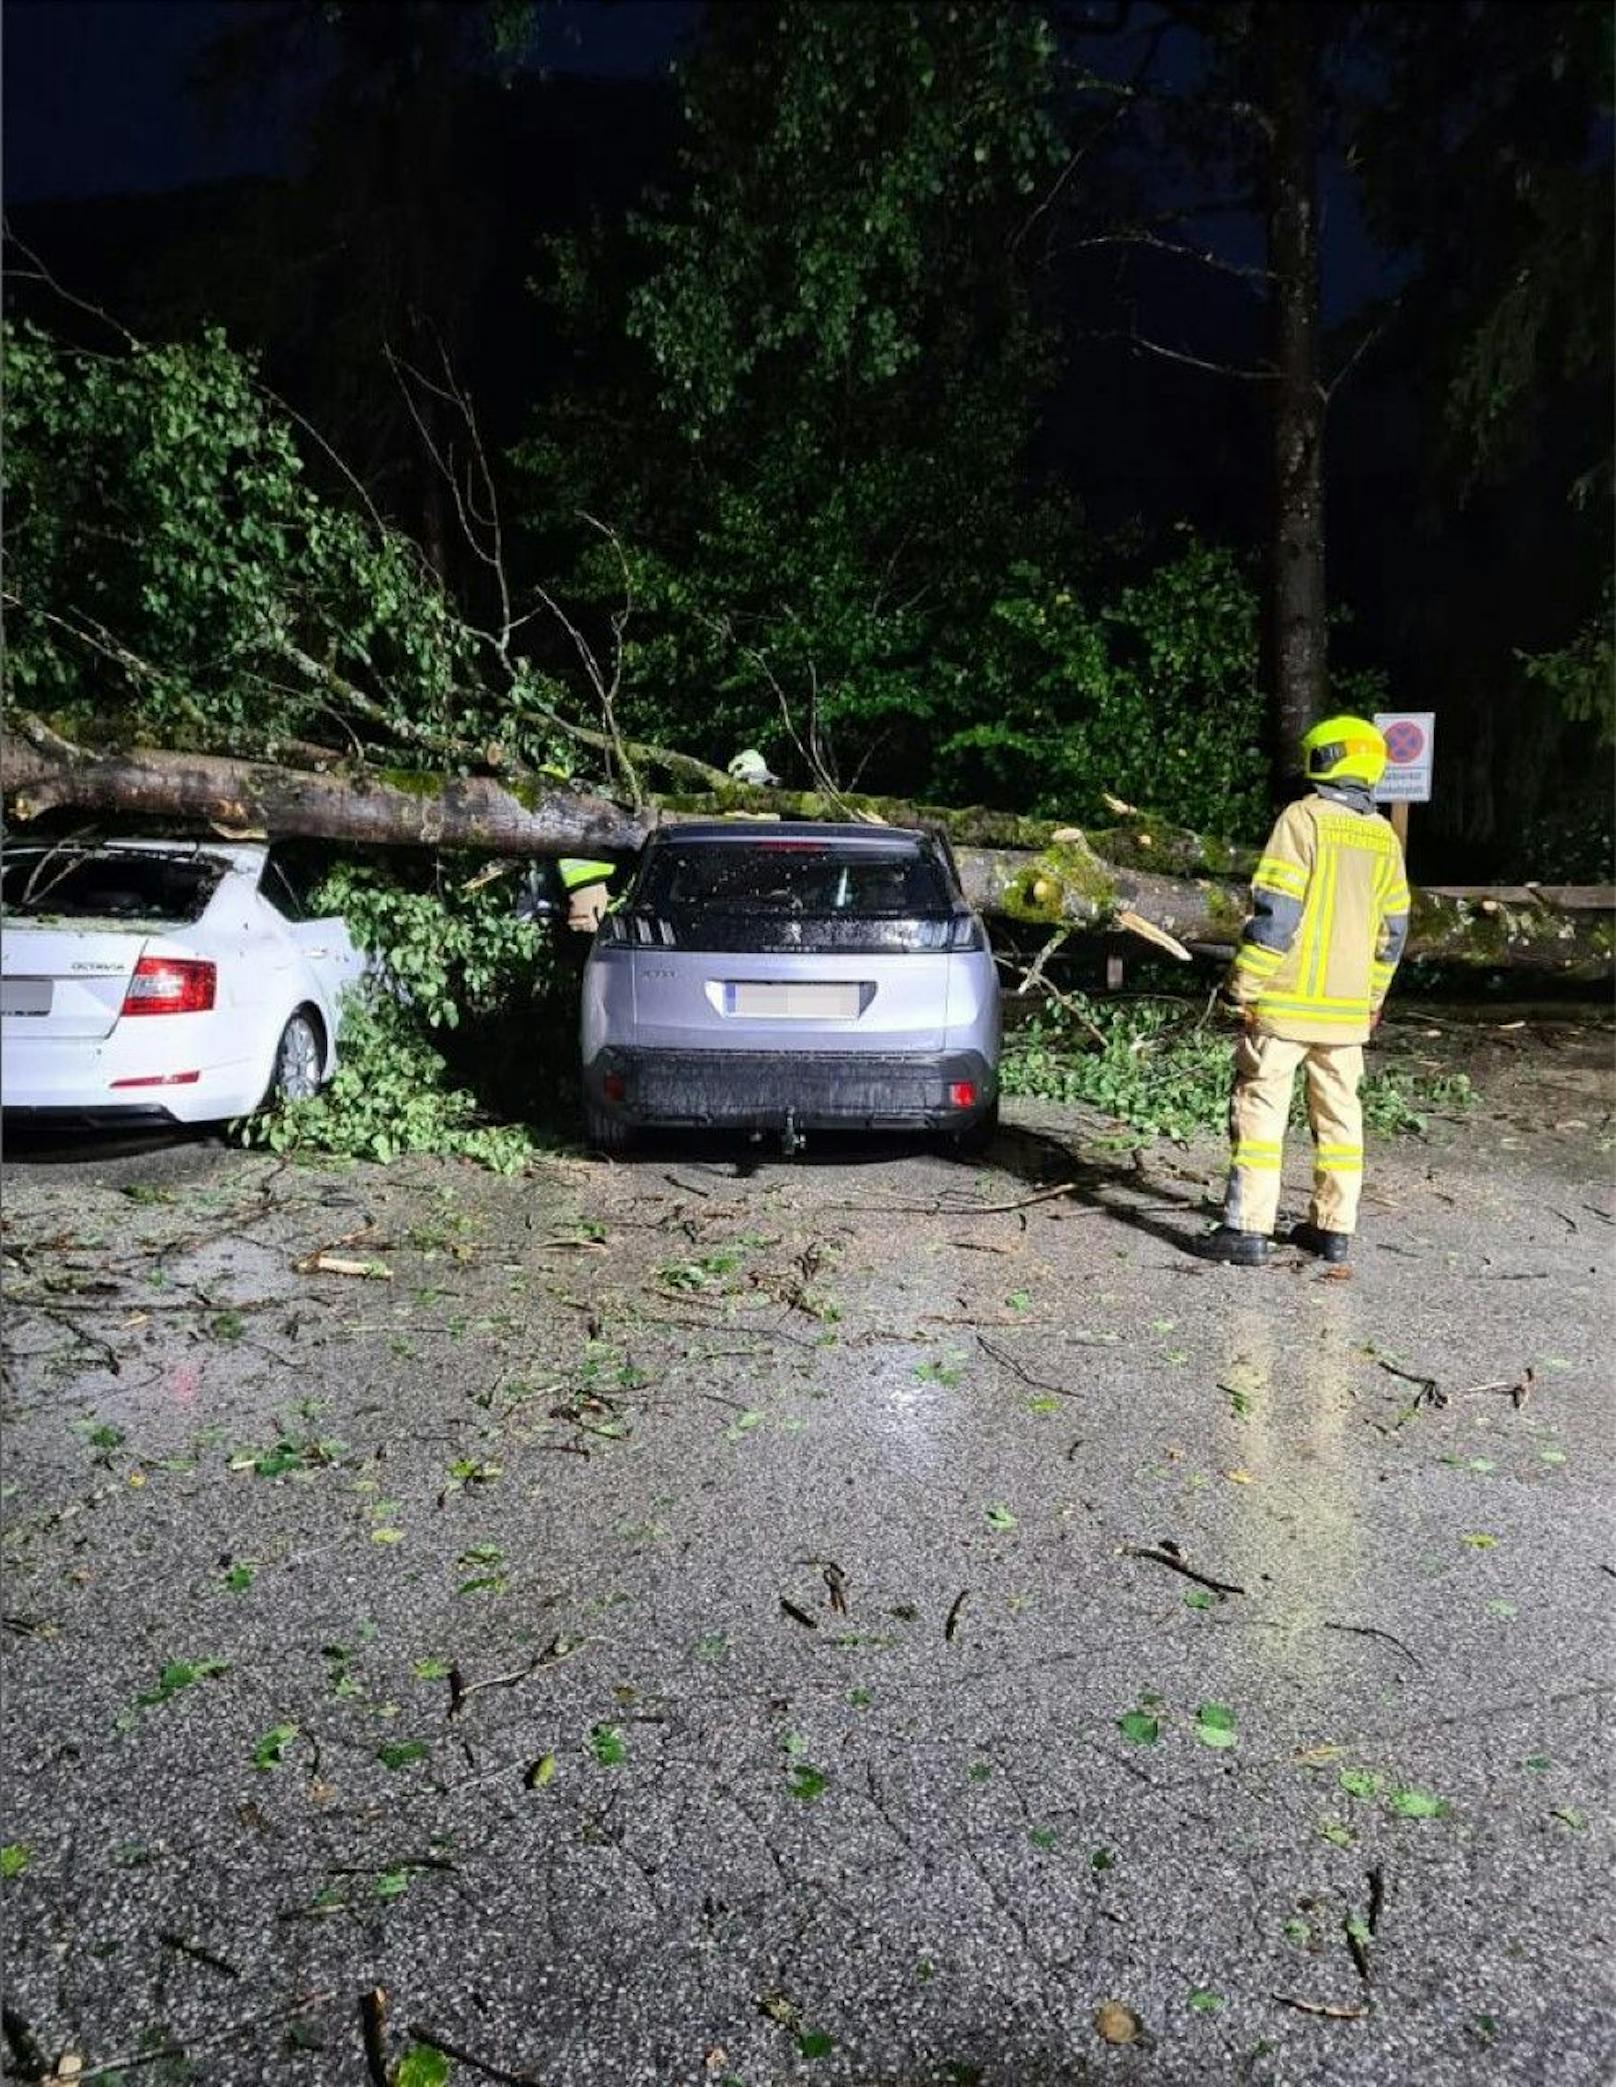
584, 1048, 997, 1131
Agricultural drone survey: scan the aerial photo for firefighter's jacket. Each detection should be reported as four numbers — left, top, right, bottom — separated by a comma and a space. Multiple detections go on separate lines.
1226, 786, 1411, 1044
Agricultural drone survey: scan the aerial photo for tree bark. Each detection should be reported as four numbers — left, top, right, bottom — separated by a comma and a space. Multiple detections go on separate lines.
1265, 0, 1327, 802
5, 723, 1609, 973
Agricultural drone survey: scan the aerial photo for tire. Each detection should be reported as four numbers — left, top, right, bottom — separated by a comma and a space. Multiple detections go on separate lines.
267, 1010, 325, 1106
948, 1096, 1000, 1157
585, 1101, 637, 1156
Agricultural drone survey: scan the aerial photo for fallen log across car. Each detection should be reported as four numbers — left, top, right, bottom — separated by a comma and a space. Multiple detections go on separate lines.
4, 717, 1611, 973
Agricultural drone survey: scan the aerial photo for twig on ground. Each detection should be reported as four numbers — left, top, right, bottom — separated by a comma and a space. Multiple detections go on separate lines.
157, 1930, 240, 1979
360, 1989, 391, 2087
405, 2024, 542, 2086
1322, 1621, 1421, 1669
945, 1589, 970, 1642
1270, 1994, 1369, 2020
1120, 1544, 1246, 1596
70, 1993, 336, 2081
1366, 1863, 1386, 1935
976, 1333, 1076, 1396
779, 1597, 819, 1631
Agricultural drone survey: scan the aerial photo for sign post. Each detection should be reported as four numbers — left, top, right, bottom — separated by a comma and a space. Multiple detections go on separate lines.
1373, 711, 1435, 853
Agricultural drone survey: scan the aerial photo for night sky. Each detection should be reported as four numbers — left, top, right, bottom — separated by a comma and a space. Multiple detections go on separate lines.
3, 0, 697, 201
6, 0, 1390, 322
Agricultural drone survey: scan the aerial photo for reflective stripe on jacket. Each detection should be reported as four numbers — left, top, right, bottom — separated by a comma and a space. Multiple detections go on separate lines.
1227, 792, 1410, 1044
559, 857, 615, 892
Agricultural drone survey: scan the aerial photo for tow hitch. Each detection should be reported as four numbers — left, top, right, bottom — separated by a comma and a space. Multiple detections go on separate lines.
781, 1108, 805, 1158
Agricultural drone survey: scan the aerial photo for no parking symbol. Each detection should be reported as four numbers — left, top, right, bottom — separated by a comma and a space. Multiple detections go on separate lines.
1374, 711, 1435, 804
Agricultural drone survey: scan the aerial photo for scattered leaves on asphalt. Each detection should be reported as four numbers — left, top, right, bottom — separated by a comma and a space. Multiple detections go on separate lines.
1195, 1702, 1238, 1750
377, 1740, 430, 1771
983, 1504, 1017, 1532
1, 1845, 30, 1879
590, 1723, 627, 1767
1118, 1710, 1159, 1746
1188, 1988, 1224, 2014
394, 2045, 453, 2087
786, 1763, 828, 1803
1388, 1787, 1450, 1820
252, 1723, 299, 1771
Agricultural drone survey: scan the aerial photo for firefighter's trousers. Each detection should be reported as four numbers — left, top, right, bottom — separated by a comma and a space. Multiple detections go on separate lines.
1224, 1030, 1365, 1237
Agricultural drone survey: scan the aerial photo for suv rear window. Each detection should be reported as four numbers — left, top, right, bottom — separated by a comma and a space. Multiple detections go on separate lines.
641, 842, 952, 919
1, 848, 223, 924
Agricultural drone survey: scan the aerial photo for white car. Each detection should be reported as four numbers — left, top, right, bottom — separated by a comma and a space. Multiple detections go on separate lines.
1, 839, 363, 1127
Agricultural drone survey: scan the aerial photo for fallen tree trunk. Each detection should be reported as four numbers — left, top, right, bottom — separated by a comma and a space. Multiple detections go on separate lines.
4, 723, 1610, 974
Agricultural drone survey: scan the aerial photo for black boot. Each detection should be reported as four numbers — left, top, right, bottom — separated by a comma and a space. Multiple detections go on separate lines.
1289, 1222, 1351, 1264
1203, 1226, 1270, 1267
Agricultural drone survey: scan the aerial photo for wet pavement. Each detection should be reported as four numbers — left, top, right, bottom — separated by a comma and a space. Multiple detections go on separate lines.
2, 1024, 1613, 2084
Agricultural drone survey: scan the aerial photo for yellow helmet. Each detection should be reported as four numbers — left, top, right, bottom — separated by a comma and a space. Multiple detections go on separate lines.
1301, 714, 1388, 788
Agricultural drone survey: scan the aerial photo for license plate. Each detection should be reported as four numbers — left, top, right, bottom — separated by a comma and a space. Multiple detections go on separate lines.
1, 978, 52, 1016
727, 982, 863, 1020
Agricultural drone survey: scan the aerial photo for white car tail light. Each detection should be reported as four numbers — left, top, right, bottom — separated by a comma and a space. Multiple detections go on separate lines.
120, 957, 217, 1016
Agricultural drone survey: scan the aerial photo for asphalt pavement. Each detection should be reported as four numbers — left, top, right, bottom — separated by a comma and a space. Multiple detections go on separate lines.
2, 1031, 1612, 2085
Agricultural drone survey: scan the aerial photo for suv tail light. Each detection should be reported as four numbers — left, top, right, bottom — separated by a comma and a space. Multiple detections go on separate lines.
950, 915, 986, 951
121, 957, 216, 1016
603, 913, 675, 947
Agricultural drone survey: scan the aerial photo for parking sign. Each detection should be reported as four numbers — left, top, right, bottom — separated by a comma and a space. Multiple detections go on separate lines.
1373, 712, 1435, 804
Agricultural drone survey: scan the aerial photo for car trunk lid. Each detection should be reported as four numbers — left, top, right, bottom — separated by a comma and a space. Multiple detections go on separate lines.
1, 924, 157, 1040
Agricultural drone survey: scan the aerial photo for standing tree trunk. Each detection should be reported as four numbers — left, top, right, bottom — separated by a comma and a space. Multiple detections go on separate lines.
1264, 0, 1326, 802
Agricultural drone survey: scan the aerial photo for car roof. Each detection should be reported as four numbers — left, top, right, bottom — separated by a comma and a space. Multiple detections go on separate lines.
5, 837, 270, 875
654, 821, 929, 848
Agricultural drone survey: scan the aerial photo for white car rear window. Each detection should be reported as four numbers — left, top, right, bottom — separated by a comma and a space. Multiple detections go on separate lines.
1, 849, 223, 924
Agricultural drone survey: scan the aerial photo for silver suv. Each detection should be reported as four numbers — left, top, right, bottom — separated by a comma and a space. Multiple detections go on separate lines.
580, 823, 1000, 1152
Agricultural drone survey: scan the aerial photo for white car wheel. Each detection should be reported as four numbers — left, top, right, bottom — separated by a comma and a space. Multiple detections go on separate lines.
271, 1012, 324, 1104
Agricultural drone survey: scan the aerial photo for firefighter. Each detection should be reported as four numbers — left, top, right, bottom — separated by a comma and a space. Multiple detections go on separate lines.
1206, 715, 1412, 1267
558, 857, 616, 934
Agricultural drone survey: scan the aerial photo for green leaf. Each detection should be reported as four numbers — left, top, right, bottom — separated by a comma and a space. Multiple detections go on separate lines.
1188, 1988, 1223, 2014
1485, 1598, 1518, 1618
395, 2045, 453, 2087
983, 1503, 1017, 1532
412, 1657, 452, 1680
1118, 1711, 1159, 1747
375, 1868, 412, 1900
1317, 1821, 1356, 1848
967, 1761, 992, 1784
1522, 1754, 1552, 1771
1388, 1787, 1450, 1820
0, 1845, 30, 1879
525, 1753, 556, 1790
252, 1723, 298, 1771
377, 1740, 430, 1771
786, 1763, 828, 1803
589, 1723, 627, 1767
797, 2030, 834, 2060
1028, 1826, 1057, 1849
1551, 1805, 1588, 1831
1090, 1847, 1115, 1872
1194, 1702, 1237, 1748
1338, 1768, 1383, 1799
1459, 1531, 1498, 1549
1282, 1916, 1310, 1945
1183, 1588, 1215, 1610
221, 1564, 255, 1592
